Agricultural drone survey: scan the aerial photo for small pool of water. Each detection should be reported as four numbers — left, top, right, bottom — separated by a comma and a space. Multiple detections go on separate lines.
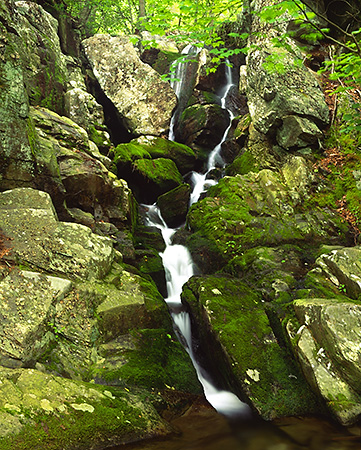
109, 402, 361, 450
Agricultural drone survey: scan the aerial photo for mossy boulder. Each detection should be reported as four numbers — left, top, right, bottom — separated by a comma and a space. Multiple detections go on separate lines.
129, 158, 184, 204
157, 183, 191, 228
223, 245, 304, 302
0, 367, 173, 450
186, 172, 350, 270
134, 248, 167, 297
92, 328, 202, 394
182, 275, 321, 420
133, 136, 197, 174
175, 104, 230, 151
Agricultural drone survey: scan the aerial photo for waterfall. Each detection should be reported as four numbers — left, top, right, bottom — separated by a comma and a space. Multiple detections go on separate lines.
141, 61, 251, 419
143, 204, 251, 419
168, 45, 201, 141
190, 62, 235, 205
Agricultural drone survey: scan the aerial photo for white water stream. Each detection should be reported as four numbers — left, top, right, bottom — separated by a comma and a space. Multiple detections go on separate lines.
142, 57, 251, 418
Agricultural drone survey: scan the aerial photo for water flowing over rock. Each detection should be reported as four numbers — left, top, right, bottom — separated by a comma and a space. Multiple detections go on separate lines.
82, 34, 177, 136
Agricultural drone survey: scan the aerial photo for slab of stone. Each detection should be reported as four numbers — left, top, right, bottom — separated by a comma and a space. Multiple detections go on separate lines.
0, 269, 71, 364
295, 325, 361, 426
83, 34, 176, 136
0, 188, 114, 280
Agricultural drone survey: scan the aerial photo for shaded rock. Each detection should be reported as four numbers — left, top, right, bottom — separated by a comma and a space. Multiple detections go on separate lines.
0, 188, 114, 280
31, 106, 136, 227
82, 34, 177, 136
182, 275, 321, 420
289, 313, 361, 426
16, 1, 67, 114
157, 184, 191, 228
134, 248, 167, 297
0, 12, 35, 190
129, 158, 183, 204
0, 366, 173, 449
276, 115, 323, 149
176, 104, 230, 150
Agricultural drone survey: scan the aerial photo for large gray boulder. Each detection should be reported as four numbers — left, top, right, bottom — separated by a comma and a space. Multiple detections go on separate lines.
82, 34, 177, 136
246, 0, 329, 150
291, 299, 361, 425
0, 188, 114, 280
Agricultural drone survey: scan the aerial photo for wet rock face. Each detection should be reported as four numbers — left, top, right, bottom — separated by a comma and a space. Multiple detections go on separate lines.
82, 34, 177, 137
175, 104, 230, 150
182, 275, 321, 420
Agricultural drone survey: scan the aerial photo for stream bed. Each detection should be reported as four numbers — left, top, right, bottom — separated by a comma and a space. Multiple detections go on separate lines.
111, 404, 361, 450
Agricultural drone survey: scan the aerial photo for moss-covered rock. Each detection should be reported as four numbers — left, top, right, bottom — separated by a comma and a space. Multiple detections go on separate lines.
176, 104, 230, 151
92, 328, 202, 394
186, 172, 350, 268
182, 275, 321, 420
0, 367, 173, 450
157, 183, 191, 228
133, 136, 197, 174
130, 158, 184, 204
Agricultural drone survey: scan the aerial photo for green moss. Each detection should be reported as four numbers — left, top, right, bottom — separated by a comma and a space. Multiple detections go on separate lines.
133, 158, 183, 188
94, 329, 201, 394
183, 276, 321, 419
0, 384, 149, 450
153, 50, 180, 75
114, 142, 151, 166
132, 136, 196, 174
303, 107, 361, 231
187, 174, 349, 264
88, 125, 111, 153
225, 150, 258, 176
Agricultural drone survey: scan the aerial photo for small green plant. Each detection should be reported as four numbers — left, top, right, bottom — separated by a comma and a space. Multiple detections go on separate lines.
338, 284, 347, 294
47, 321, 65, 337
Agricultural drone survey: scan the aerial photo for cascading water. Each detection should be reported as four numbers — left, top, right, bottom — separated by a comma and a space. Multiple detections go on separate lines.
142, 60, 251, 419
168, 45, 200, 141
190, 62, 235, 205
143, 204, 251, 418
